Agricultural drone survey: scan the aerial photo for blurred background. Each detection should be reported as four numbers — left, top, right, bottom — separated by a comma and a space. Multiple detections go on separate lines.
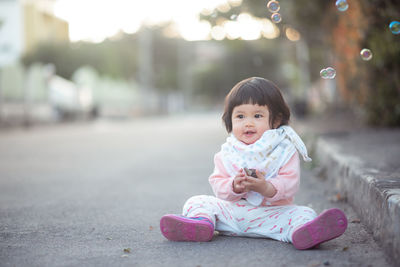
0, 0, 399, 128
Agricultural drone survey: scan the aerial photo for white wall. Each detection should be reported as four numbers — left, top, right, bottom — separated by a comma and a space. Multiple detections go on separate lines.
0, 0, 24, 67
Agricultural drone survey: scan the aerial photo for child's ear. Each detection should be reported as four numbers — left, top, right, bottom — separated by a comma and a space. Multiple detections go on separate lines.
273, 114, 282, 129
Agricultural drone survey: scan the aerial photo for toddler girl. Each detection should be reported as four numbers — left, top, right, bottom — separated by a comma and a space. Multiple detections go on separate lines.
160, 77, 347, 249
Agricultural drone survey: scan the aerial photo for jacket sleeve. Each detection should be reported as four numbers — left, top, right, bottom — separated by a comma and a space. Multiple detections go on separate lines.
264, 151, 300, 203
208, 152, 247, 202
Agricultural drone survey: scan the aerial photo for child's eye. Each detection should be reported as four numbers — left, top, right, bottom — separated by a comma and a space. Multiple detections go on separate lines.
255, 114, 263, 118
236, 114, 244, 119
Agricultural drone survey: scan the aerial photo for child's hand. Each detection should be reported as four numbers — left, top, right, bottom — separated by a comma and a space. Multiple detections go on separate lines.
242, 170, 277, 198
233, 169, 247, 194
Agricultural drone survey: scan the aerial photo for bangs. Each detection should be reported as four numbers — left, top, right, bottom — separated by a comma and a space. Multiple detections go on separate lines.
230, 83, 269, 107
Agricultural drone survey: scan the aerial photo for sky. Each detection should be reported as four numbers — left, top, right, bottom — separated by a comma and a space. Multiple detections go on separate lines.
53, 0, 280, 43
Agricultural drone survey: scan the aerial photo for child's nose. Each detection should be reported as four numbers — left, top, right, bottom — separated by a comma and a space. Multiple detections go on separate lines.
245, 118, 255, 126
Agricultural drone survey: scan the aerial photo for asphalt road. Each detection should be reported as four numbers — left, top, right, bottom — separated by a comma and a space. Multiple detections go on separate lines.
0, 114, 394, 267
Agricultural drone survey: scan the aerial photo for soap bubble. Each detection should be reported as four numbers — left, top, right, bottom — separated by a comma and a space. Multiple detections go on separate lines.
320, 67, 336, 79
326, 67, 336, 79
267, 1, 280, 13
335, 0, 349, 12
320, 69, 329, 79
360, 48, 373, 61
389, 21, 400, 35
271, 13, 282, 23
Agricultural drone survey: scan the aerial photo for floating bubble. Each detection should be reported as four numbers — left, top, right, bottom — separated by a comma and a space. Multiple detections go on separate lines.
335, 0, 349, 12
271, 13, 282, 23
320, 67, 336, 79
360, 48, 373, 61
320, 69, 329, 79
230, 14, 238, 20
389, 21, 400, 35
267, 1, 280, 13
326, 67, 336, 79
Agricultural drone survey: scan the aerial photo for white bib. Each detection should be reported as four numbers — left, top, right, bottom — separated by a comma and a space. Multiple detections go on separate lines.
220, 125, 311, 206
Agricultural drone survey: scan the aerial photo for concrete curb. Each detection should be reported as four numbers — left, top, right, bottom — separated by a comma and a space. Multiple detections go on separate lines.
314, 136, 400, 264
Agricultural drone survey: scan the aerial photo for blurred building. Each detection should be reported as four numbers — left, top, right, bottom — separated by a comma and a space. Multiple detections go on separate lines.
0, 0, 69, 67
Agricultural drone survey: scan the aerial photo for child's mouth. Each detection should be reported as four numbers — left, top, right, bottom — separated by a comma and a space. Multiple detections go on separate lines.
244, 131, 256, 136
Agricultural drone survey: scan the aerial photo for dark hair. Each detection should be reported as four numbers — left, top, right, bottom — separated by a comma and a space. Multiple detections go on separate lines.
222, 77, 290, 133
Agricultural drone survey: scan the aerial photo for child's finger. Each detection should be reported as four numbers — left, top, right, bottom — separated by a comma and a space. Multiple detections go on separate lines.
242, 181, 252, 190
237, 183, 245, 189
237, 173, 246, 178
234, 181, 245, 192
236, 176, 245, 183
255, 169, 264, 179
245, 176, 257, 183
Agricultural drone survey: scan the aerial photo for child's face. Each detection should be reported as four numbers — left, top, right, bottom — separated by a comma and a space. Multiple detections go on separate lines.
231, 104, 272, 145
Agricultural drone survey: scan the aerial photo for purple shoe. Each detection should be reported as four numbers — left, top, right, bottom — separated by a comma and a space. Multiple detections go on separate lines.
292, 208, 347, 250
160, 214, 214, 242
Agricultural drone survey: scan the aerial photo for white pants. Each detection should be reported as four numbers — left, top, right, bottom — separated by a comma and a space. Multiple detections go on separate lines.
182, 195, 317, 243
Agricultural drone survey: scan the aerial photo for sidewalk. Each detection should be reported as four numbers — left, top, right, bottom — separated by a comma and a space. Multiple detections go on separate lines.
294, 113, 400, 264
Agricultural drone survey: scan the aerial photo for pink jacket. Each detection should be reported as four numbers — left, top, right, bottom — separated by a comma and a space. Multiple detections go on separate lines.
209, 151, 300, 206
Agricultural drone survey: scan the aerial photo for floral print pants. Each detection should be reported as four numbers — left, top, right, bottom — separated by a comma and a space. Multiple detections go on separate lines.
183, 195, 317, 243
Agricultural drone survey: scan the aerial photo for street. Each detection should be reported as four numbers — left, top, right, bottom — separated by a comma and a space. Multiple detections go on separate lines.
0, 114, 394, 267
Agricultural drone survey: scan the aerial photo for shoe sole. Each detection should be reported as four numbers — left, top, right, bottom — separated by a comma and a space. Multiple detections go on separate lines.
292, 208, 347, 250
160, 214, 214, 242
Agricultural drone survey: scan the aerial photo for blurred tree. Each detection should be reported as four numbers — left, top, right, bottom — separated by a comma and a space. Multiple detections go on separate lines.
193, 38, 283, 105
203, 0, 400, 126
152, 27, 179, 90
361, 0, 400, 126
22, 0, 399, 125
22, 29, 182, 92
201, 0, 331, 81
327, 0, 400, 126
22, 34, 139, 81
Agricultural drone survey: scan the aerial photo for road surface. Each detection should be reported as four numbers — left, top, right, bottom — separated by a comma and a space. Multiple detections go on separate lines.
0, 114, 394, 266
